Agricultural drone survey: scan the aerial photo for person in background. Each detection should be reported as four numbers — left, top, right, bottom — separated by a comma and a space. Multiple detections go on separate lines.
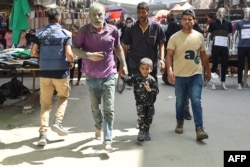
17, 30, 27, 48
206, 12, 215, 31
30, 8, 74, 146
25, 29, 36, 48
70, 26, 82, 86
123, 57, 159, 142
166, 9, 211, 141
233, 7, 250, 90
4, 29, 12, 48
120, 17, 133, 42
120, 17, 134, 82
69, 58, 82, 86
73, 2, 128, 152
122, 2, 165, 82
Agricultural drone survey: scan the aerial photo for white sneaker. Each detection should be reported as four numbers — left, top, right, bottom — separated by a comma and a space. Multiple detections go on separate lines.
221, 82, 227, 90
51, 123, 68, 136
211, 83, 216, 90
38, 135, 47, 146
237, 84, 242, 90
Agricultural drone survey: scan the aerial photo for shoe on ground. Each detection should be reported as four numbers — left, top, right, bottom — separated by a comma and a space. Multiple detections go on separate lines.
184, 110, 192, 120
144, 131, 151, 141
51, 123, 68, 136
127, 83, 133, 87
38, 135, 47, 146
237, 84, 242, 90
105, 144, 114, 152
221, 82, 228, 90
75, 81, 80, 86
137, 131, 145, 141
175, 121, 184, 134
69, 80, 73, 86
196, 127, 208, 141
211, 83, 216, 90
95, 128, 101, 140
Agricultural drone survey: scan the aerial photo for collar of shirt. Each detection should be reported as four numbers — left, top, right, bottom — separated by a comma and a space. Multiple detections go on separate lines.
89, 22, 109, 33
137, 19, 150, 33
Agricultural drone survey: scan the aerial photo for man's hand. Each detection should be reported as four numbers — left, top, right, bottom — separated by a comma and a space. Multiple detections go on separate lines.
72, 48, 104, 61
205, 69, 211, 82
87, 52, 105, 61
118, 64, 128, 78
159, 59, 165, 74
167, 71, 175, 85
69, 63, 74, 69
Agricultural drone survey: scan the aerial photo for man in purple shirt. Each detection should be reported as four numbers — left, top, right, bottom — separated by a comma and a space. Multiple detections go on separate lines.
73, 2, 128, 152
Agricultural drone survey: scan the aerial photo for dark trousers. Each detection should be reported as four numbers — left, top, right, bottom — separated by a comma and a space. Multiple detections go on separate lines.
237, 47, 250, 84
70, 58, 82, 81
211, 46, 229, 82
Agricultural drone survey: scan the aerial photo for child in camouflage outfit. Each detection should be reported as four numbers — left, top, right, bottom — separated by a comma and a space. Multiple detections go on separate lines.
123, 57, 159, 141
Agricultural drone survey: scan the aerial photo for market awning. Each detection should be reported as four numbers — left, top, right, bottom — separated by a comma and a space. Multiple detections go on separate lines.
105, 5, 127, 21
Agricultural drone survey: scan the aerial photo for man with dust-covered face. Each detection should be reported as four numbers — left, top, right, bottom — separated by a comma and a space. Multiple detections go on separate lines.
73, 2, 128, 152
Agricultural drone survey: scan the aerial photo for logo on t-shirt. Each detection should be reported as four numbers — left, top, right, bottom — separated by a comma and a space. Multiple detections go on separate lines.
184, 50, 200, 64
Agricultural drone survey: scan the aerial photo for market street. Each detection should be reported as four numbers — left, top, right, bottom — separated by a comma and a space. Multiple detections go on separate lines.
0, 75, 250, 167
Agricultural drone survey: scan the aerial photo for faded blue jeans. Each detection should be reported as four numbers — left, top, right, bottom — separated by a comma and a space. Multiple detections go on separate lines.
86, 74, 116, 144
175, 74, 204, 128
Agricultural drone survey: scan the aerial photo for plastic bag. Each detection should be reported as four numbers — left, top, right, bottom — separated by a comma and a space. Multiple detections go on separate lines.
211, 72, 220, 83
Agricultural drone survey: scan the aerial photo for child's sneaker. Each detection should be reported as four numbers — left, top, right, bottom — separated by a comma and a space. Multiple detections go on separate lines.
144, 131, 151, 141
137, 131, 145, 141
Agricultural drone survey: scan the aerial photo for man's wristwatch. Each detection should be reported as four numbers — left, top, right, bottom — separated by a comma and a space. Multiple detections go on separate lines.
159, 58, 165, 62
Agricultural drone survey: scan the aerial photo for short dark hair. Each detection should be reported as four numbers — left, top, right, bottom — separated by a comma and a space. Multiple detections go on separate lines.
182, 9, 196, 19
207, 12, 214, 19
47, 8, 60, 21
137, 2, 149, 11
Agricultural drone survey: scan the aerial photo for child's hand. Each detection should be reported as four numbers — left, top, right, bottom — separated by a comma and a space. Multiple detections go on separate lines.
144, 81, 151, 92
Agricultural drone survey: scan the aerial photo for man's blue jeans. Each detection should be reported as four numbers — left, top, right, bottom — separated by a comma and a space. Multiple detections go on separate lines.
175, 74, 204, 128
86, 74, 116, 144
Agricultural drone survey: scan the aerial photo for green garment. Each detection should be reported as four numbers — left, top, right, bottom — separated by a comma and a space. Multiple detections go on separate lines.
9, 0, 31, 45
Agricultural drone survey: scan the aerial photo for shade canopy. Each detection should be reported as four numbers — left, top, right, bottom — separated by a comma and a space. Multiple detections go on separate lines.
105, 5, 127, 21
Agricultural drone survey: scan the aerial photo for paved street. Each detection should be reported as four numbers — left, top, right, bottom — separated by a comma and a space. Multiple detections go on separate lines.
0, 75, 249, 167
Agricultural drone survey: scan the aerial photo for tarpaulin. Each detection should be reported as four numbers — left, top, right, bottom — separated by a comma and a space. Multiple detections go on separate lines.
9, 0, 31, 45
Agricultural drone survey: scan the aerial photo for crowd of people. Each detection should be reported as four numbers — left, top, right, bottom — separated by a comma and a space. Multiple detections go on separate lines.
1, 1, 249, 153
